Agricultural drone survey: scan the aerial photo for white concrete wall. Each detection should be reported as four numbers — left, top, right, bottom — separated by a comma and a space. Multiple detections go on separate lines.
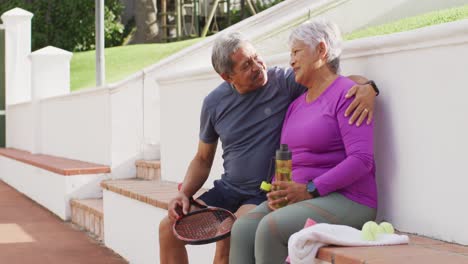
39, 88, 111, 165
103, 190, 215, 264
5, 102, 33, 152
142, 69, 162, 156
0, 156, 108, 220
5, 71, 149, 179
109, 74, 145, 179
158, 20, 468, 245
158, 70, 224, 186
341, 20, 468, 245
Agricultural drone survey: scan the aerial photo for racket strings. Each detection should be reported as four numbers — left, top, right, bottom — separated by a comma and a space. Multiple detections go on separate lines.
175, 210, 235, 239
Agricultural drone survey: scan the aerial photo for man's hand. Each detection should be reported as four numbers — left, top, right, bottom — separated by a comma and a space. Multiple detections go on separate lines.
168, 192, 190, 221
267, 181, 312, 210
344, 82, 376, 126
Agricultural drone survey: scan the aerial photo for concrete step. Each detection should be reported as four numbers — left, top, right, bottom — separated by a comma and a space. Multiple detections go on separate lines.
100, 178, 212, 264
70, 198, 104, 241
0, 148, 109, 220
135, 159, 161, 180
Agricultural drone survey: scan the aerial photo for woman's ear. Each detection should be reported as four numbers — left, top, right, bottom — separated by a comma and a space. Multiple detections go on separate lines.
317, 42, 328, 60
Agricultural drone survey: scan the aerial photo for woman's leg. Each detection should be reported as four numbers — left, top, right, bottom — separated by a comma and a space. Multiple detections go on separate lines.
254, 193, 376, 264
229, 201, 271, 264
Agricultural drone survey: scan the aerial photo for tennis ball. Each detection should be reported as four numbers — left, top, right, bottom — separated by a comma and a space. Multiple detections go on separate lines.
260, 181, 271, 192
361, 221, 379, 241
379, 222, 395, 234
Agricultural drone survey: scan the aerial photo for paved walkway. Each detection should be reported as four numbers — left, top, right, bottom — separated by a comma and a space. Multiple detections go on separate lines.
0, 180, 127, 264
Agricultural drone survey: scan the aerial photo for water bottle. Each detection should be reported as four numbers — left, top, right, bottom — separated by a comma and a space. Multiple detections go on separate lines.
272, 144, 292, 208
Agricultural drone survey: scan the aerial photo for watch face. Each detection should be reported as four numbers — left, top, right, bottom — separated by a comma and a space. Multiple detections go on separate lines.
307, 181, 316, 193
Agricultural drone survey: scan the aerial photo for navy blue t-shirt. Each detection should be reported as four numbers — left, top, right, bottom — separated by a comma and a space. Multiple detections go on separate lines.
200, 67, 306, 195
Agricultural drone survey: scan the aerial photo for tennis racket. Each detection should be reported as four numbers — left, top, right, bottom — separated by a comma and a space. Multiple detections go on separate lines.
172, 184, 237, 245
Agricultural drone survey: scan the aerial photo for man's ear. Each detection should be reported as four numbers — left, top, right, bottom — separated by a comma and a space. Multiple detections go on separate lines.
220, 73, 232, 83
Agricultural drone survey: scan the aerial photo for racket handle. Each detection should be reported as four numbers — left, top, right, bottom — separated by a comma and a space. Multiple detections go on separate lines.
175, 206, 184, 218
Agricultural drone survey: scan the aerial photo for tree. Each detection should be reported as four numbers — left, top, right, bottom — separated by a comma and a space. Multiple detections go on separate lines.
132, 0, 160, 43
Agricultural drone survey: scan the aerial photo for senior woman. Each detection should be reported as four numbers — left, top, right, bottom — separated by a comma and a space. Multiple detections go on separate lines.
229, 19, 377, 264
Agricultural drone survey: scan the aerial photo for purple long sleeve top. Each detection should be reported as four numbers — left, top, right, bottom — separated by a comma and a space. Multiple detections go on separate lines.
280, 76, 377, 208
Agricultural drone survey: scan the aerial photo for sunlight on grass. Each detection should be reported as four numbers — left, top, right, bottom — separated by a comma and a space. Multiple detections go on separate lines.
345, 4, 468, 40
70, 38, 202, 91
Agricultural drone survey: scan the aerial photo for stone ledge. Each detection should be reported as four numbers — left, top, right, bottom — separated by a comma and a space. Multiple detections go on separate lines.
0, 148, 110, 176
317, 234, 468, 264
100, 179, 206, 210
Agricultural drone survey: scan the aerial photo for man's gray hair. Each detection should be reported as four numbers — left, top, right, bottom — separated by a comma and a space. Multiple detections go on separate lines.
211, 31, 249, 75
289, 18, 342, 73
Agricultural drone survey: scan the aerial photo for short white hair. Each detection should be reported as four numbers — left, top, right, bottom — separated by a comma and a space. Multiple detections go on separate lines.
289, 18, 342, 73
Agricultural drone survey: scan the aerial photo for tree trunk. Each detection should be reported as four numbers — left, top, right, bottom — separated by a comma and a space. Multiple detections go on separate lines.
135, 0, 161, 43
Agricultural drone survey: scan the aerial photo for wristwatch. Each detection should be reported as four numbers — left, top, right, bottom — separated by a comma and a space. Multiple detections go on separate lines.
365, 80, 380, 96
306, 181, 320, 198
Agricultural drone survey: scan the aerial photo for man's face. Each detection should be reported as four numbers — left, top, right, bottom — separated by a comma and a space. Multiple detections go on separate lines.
223, 42, 268, 94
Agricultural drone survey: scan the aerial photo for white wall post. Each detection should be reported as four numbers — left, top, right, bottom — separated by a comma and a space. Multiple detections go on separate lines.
1, 8, 33, 105
142, 71, 161, 160
29, 46, 72, 154
30, 46, 73, 100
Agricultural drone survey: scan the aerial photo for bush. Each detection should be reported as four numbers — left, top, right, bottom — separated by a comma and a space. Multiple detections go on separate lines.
0, 0, 124, 52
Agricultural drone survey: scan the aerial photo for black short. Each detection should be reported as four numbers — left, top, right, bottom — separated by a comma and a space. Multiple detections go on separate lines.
197, 180, 266, 213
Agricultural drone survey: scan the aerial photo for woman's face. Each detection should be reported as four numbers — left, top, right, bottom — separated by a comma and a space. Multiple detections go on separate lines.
289, 40, 326, 86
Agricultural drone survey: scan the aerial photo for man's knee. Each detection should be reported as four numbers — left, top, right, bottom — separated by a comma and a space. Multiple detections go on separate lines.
159, 216, 175, 241
234, 204, 256, 218
160, 216, 188, 250
160, 216, 171, 232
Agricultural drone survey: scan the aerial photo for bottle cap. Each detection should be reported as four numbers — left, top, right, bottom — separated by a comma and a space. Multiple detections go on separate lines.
276, 144, 292, 160
260, 181, 271, 192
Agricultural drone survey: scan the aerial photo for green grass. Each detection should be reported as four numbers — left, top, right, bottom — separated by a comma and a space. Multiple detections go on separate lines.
70, 38, 202, 91
345, 4, 468, 40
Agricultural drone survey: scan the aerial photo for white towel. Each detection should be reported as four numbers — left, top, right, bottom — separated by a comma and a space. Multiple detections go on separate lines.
288, 223, 409, 264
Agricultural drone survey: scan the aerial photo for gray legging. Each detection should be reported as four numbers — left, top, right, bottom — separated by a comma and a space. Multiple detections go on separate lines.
229, 192, 376, 264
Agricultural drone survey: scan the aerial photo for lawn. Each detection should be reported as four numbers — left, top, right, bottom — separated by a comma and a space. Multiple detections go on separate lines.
70, 38, 202, 91
345, 4, 468, 40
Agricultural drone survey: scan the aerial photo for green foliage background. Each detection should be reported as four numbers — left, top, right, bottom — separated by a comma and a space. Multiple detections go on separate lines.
0, 0, 124, 52
220, 0, 285, 30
